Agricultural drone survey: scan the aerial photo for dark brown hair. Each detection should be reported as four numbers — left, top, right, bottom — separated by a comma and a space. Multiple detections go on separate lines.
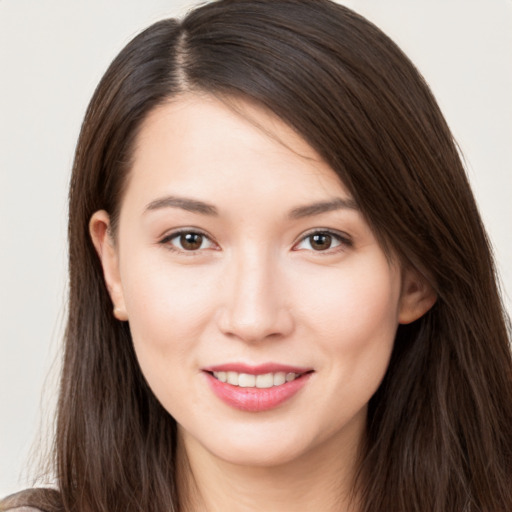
50, 0, 512, 510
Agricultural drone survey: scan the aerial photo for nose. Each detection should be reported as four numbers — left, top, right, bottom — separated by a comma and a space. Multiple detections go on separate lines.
216, 250, 294, 343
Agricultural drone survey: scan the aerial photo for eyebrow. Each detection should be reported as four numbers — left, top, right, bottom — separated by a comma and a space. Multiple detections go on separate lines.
288, 198, 358, 219
144, 195, 358, 219
144, 195, 219, 216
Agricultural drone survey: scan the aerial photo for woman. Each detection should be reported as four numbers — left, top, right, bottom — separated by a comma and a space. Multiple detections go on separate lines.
2, 0, 511, 511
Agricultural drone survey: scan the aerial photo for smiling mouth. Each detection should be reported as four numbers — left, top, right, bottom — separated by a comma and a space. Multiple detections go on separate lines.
207, 370, 312, 388
204, 367, 314, 411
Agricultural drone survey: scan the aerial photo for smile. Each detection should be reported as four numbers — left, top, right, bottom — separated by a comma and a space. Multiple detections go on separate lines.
203, 364, 313, 412
211, 371, 301, 388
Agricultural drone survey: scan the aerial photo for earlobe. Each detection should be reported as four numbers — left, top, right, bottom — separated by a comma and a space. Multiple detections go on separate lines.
89, 210, 128, 321
398, 267, 437, 324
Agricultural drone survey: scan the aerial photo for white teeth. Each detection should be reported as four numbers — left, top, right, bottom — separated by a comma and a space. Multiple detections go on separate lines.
212, 371, 301, 388
273, 372, 286, 386
238, 373, 256, 387
227, 371, 238, 385
255, 373, 273, 388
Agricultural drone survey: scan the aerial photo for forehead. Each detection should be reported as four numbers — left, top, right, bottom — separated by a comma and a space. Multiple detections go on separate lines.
124, 93, 352, 215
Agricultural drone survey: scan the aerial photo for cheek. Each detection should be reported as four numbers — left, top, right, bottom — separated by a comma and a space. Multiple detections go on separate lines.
300, 257, 401, 340
122, 251, 216, 333
299, 259, 400, 411
118, 252, 218, 393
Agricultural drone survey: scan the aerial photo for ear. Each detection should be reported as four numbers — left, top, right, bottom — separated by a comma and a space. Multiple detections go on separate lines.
398, 267, 437, 324
89, 210, 128, 321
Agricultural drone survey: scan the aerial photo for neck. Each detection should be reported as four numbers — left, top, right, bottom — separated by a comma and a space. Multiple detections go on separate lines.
176, 415, 364, 512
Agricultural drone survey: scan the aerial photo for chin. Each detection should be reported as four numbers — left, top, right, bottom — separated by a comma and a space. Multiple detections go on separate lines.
211, 438, 311, 468
181, 417, 320, 468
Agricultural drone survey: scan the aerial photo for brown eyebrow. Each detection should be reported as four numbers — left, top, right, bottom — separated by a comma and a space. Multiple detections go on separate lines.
288, 198, 358, 219
144, 195, 357, 219
144, 195, 218, 216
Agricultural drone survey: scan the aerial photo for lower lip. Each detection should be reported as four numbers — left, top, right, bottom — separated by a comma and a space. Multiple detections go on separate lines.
204, 372, 312, 412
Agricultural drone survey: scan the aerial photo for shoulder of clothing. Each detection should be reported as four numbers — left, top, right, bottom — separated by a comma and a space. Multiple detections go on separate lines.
0, 488, 62, 512
2, 508, 45, 512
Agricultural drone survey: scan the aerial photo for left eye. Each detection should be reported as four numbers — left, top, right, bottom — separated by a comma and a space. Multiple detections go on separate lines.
163, 231, 215, 251
294, 231, 347, 252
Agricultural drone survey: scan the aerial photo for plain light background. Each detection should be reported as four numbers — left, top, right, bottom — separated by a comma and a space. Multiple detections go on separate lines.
1, 0, 511, 497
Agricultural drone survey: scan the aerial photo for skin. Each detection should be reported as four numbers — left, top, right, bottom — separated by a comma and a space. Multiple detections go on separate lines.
90, 93, 435, 512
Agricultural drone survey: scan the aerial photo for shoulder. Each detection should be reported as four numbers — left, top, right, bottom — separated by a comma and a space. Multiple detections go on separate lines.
0, 489, 62, 512
2, 508, 44, 512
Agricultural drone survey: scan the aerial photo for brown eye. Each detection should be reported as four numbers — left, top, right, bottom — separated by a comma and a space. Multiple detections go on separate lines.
161, 230, 215, 252
309, 233, 333, 251
179, 232, 204, 250
294, 230, 349, 253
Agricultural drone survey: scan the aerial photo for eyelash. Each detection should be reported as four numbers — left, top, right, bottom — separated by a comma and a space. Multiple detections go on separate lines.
293, 229, 353, 254
158, 229, 353, 254
159, 229, 217, 253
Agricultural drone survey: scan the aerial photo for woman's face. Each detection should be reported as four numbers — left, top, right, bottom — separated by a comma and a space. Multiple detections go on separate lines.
91, 94, 433, 468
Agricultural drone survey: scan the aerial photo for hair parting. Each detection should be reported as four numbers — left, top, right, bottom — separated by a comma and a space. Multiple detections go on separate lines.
12, 1, 509, 511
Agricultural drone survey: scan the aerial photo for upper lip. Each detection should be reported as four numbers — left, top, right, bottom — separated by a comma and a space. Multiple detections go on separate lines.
202, 363, 313, 375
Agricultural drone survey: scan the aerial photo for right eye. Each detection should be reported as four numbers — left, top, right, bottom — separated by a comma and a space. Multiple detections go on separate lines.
293, 229, 352, 254
160, 230, 216, 252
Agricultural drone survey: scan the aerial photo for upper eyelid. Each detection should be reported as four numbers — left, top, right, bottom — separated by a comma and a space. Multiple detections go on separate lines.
158, 228, 219, 254
292, 229, 353, 253
296, 228, 352, 243
160, 227, 213, 242
158, 227, 352, 249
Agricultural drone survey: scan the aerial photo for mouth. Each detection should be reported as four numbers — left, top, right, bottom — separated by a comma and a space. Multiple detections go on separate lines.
206, 370, 311, 388
202, 364, 314, 412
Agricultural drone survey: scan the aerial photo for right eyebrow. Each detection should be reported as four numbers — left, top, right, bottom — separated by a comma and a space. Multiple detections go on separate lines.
144, 195, 219, 216
288, 197, 358, 219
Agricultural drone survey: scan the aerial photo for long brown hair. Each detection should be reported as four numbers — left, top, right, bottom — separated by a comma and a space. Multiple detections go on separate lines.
53, 0, 512, 510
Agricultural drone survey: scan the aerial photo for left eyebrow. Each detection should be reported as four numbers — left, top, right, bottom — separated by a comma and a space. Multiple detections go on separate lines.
144, 195, 219, 216
288, 198, 359, 219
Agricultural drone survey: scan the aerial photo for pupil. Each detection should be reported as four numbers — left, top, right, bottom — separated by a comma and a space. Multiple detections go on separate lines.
311, 233, 331, 250
181, 233, 202, 250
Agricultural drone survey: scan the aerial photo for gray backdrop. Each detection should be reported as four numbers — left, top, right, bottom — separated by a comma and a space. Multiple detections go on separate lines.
1, 0, 511, 496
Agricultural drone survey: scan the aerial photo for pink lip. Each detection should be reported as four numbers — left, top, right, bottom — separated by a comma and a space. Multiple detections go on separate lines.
202, 362, 314, 412
203, 362, 312, 374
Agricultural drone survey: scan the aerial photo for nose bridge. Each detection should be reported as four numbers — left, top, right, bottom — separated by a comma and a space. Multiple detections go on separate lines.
218, 244, 292, 342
